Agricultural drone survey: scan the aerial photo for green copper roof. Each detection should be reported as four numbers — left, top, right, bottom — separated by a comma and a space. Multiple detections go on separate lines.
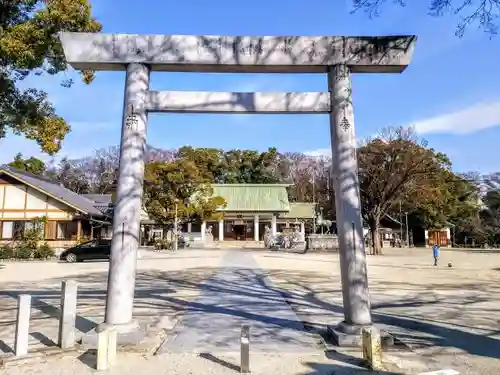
281, 202, 316, 219
212, 184, 290, 212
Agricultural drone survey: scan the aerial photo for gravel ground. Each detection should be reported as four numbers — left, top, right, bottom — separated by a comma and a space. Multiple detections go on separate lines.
254, 248, 500, 375
3, 351, 398, 375
0, 250, 222, 355
1, 247, 500, 374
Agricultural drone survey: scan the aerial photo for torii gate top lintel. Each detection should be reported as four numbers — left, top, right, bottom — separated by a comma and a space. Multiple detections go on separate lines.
59, 32, 416, 74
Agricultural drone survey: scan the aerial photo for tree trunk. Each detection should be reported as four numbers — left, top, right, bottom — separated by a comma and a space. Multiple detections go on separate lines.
370, 220, 383, 255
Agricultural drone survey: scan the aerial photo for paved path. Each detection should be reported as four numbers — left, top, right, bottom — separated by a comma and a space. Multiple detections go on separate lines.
159, 251, 318, 353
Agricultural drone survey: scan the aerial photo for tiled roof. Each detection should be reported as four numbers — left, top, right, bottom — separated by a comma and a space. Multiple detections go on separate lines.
82, 194, 113, 205
82, 194, 150, 222
280, 202, 316, 219
0, 165, 104, 216
81, 194, 114, 216
212, 184, 290, 212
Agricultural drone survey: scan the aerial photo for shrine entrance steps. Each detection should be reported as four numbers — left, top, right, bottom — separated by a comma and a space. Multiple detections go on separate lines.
207, 241, 264, 249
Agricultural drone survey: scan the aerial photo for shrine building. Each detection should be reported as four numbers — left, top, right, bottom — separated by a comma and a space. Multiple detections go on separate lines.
188, 184, 316, 242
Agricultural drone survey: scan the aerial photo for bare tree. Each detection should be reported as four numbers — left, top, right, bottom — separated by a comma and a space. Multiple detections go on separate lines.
66, 146, 120, 194
352, 0, 499, 36
55, 157, 91, 194
145, 145, 176, 163
358, 127, 448, 254
57, 145, 176, 195
281, 152, 337, 228
283, 152, 313, 202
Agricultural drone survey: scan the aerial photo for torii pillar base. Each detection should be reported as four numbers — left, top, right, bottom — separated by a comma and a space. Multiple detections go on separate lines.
80, 321, 148, 347
328, 322, 394, 347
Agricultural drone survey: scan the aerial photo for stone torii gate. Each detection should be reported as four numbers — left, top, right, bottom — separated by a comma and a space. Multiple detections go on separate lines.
59, 33, 416, 345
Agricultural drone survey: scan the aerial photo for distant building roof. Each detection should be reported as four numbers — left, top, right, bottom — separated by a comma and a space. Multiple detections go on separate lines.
0, 165, 104, 217
81, 194, 114, 216
281, 202, 316, 219
212, 184, 290, 212
82, 194, 113, 205
384, 214, 402, 225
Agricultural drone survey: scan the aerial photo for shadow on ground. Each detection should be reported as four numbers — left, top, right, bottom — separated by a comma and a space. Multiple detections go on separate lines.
1, 257, 499, 364
199, 353, 241, 372
0, 267, 215, 354
199, 351, 397, 375
303, 362, 400, 375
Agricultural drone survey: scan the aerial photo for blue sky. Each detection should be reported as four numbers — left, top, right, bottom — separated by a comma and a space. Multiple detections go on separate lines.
1, 0, 500, 173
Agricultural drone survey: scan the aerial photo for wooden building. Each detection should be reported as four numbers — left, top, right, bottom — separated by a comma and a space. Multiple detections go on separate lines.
0, 165, 111, 248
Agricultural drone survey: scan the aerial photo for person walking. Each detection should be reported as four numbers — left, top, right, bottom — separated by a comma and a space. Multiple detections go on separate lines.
432, 244, 440, 266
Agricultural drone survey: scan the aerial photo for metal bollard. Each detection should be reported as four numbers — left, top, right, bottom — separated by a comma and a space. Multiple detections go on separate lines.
14, 294, 31, 357
240, 324, 250, 373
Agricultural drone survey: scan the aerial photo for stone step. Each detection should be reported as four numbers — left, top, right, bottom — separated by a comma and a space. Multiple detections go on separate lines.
208, 241, 264, 249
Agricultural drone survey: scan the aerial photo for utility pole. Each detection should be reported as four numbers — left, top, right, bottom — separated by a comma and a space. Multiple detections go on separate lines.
399, 201, 403, 247
320, 207, 324, 235
173, 201, 178, 251
312, 171, 317, 234
405, 212, 409, 248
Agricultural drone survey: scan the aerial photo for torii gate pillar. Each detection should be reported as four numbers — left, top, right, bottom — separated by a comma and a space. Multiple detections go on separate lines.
327, 64, 372, 345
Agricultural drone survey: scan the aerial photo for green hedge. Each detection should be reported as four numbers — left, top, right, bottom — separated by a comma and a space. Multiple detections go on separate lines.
0, 244, 14, 260
34, 243, 55, 259
0, 243, 55, 260
154, 239, 173, 250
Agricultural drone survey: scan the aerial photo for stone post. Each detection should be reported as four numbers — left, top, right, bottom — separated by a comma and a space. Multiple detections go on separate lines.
254, 215, 259, 241
105, 63, 150, 329
271, 214, 277, 236
328, 65, 372, 334
96, 325, 118, 371
15, 294, 31, 357
58, 280, 78, 349
187, 222, 192, 233
362, 327, 383, 370
218, 219, 224, 241
300, 222, 305, 236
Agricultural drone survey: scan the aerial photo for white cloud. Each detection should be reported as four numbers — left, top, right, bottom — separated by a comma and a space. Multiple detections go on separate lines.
303, 100, 500, 156
304, 148, 331, 157
410, 100, 500, 135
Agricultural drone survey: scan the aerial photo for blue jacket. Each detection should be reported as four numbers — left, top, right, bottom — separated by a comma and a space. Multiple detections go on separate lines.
432, 245, 440, 257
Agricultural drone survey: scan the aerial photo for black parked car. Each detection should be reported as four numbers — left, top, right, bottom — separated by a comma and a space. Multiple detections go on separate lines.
60, 239, 111, 263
